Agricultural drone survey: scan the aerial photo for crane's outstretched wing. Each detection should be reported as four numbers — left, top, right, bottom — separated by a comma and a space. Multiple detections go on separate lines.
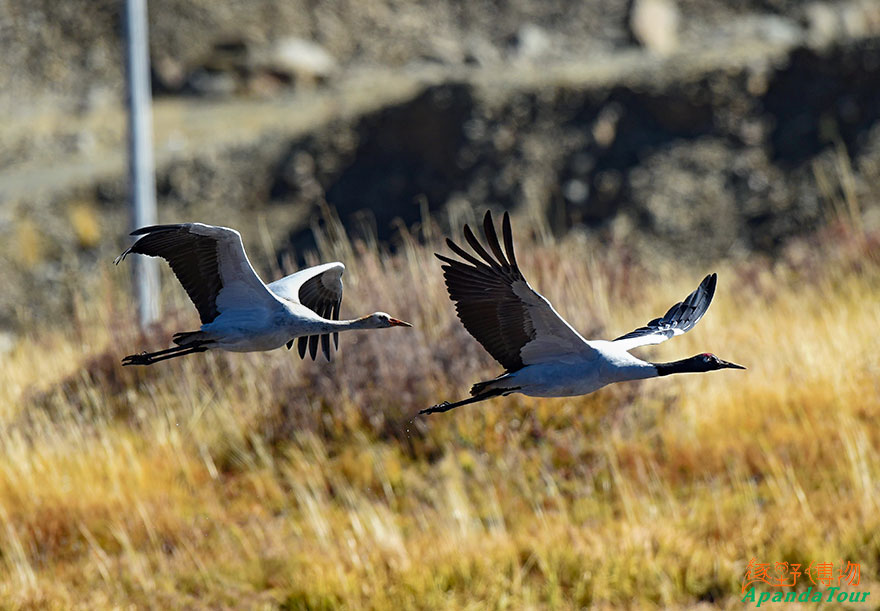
437, 210, 596, 372
116, 223, 281, 324
268, 262, 344, 361
612, 273, 716, 352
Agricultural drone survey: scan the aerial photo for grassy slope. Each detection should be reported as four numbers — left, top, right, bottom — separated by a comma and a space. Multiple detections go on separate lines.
1, 212, 879, 610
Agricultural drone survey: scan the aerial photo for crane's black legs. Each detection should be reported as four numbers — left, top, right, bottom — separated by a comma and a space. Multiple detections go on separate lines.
122, 341, 211, 366
419, 389, 511, 416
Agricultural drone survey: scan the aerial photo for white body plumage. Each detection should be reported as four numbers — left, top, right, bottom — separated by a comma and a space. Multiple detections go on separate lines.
423, 211, 744, 415
489, 342, 658, 398
117, 223, 411, 365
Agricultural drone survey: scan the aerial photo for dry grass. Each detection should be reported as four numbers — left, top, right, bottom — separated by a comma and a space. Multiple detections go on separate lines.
1, 210, 879, 610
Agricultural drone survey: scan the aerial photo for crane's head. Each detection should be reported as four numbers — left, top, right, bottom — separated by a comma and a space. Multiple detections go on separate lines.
366, 312, 413, 329
655, 353, 745, 376
695, 353, 745, 370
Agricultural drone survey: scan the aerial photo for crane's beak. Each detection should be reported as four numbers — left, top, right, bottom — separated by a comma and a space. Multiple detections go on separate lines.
389, 318, 412, 327
719, 358, 746, 370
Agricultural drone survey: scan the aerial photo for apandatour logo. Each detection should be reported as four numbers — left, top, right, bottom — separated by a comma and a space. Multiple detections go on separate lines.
741, 559, 870, 606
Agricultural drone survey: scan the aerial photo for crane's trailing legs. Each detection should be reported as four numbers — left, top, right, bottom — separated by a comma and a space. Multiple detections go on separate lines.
116, 223, 412, 366
122, 340, 212, 366
422, 210, 744, 416
419, 388, 513, 415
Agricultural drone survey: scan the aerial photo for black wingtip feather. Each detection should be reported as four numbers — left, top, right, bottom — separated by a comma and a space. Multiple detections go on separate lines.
308, 334, 319, 360
431, 209, 536, 372
129, 224, 185, 236
501, 212, 518, 270
332, 301, 340, 349
295, 269, 344, 359
482, 211, 508, 266
445, 237, 490, 269
704, 273, 717, 298
121, 225, 223, 324
321, 334, 330, 361
319, 303, 332, 361
113, 249, 130, 265
613, 273, 718, 343
463, 223, 503, 270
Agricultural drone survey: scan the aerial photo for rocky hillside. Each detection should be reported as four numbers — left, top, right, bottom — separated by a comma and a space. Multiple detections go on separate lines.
1, 0, 880, 331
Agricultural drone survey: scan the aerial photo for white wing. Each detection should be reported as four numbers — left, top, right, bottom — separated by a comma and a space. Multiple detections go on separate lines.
611, 274, 716, 352
268, 262, 345, 360
117, 223, 283, 323
268, 262, 344, 306
438, 211, 597, 371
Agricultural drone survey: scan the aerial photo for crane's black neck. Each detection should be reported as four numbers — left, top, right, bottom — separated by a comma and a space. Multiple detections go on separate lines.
654, 356, 709, 376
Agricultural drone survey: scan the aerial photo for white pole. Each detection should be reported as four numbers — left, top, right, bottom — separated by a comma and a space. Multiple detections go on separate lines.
124, 0, 160, 329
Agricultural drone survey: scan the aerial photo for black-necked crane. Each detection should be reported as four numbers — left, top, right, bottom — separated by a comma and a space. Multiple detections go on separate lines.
421, 210, 744, 415
116, 223, 411, 366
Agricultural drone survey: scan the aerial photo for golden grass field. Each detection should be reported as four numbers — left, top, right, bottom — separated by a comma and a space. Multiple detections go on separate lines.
1, 209, 878, 610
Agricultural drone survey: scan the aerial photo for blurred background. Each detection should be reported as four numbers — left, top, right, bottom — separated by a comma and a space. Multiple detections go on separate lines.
1, 1, 880, 609
2, 0, 880, 332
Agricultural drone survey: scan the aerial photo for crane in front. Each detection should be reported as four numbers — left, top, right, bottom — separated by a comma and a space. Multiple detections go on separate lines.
422, 211, 744, 415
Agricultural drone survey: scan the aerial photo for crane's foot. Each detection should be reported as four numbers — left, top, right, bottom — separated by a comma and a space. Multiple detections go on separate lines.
122, 351, 154, 366
418, 389, 511, 416
419, 401, 453, 415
